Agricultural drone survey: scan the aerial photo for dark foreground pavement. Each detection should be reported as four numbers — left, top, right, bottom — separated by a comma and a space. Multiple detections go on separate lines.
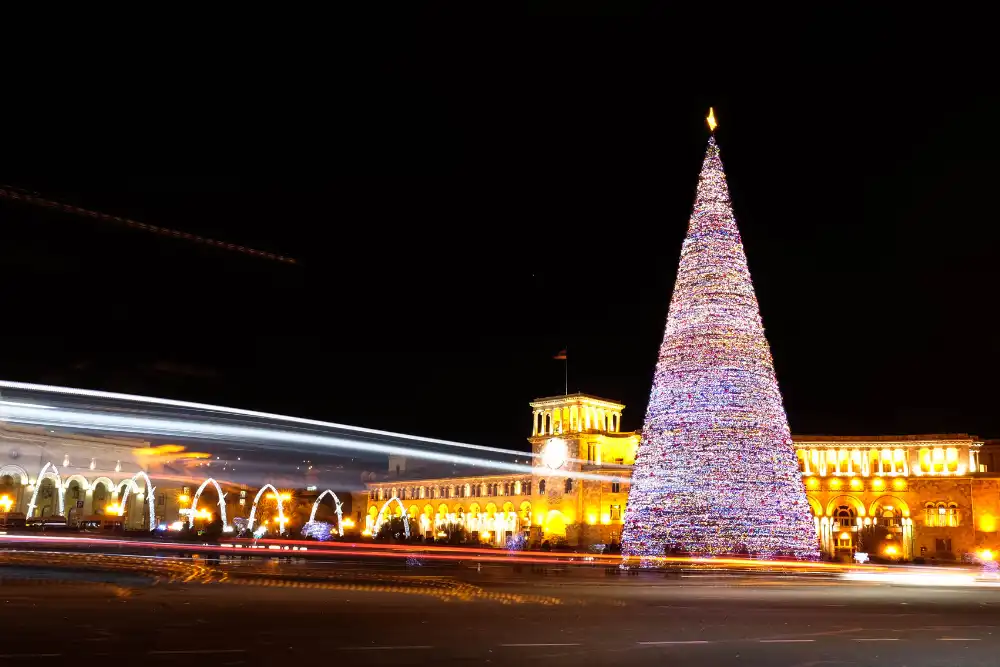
2, 572, 1000, 666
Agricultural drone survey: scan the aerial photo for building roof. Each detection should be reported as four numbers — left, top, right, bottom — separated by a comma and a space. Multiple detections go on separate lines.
793, 433, 981, 445
530, 393, 625, 409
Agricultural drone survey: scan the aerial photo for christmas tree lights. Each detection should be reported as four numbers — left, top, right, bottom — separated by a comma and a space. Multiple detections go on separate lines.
622, 117, 818, 560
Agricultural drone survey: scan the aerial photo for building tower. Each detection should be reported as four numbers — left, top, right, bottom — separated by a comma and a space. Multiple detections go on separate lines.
621, 110, 818, 560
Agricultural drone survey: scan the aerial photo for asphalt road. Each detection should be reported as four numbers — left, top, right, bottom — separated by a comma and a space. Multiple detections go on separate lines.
2, 571, 1000, 665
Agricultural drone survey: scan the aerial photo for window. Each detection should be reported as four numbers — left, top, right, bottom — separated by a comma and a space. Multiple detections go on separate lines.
395, 464, 401, 476
834, 506, 856, 530
610, 530, 619, 544
524, 481, 531, 495
935, 538, 952, 553
70, 486, 80, 500
564, 478, 573, 493
157, 494, 165, 506
611, 481, 621, 493
588, 443, 596, 463
240, 490, 247, 498
610, 505, 621, 520
538, 480, 546, 494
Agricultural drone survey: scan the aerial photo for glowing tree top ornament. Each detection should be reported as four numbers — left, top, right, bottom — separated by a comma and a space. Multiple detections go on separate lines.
621, 108, 818, 561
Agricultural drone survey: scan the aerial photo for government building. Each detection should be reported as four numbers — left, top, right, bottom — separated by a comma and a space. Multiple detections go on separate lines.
359, 392, 1000, 561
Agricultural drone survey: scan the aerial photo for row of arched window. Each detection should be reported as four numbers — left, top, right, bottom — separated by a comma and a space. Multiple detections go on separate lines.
368, 477, 579, 502
369, 480, 537, 502
925, 501, 960, 527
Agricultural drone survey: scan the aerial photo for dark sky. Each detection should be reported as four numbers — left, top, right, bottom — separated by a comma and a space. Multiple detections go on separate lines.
2, 20, 998, 453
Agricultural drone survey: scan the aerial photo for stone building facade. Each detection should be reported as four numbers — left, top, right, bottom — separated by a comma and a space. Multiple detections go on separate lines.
359, 394, 639, 548
361, 394, 1000, 560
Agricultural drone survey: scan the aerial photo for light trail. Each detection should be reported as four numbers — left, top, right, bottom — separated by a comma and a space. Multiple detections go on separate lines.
0, 401, 628, 483
0, 533, 876, 572
0, 380, 608, 471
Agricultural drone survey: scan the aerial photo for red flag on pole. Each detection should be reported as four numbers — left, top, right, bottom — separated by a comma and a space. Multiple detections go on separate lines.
553, 349, 567, 360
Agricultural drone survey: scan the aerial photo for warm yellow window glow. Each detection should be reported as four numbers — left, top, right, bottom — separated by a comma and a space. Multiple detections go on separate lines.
839, 532, 850, 541
0, 495, 12, 513
884, 545, 898, 556
946, 448, 958, 472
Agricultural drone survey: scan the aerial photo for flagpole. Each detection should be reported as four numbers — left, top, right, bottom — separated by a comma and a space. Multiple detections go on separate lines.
564, 348, 568, 396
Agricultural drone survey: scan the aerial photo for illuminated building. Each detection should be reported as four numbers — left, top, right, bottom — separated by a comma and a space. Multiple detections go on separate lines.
360, 393, 639, 548
363, 414, 1000, 560
795, 434, 998, 560
0, 423, 158, 528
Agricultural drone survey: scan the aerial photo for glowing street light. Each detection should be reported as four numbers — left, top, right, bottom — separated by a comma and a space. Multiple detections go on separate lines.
0, 495, 12, 512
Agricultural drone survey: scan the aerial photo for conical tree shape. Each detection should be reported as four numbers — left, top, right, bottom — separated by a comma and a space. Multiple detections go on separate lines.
621, 136, 818, 560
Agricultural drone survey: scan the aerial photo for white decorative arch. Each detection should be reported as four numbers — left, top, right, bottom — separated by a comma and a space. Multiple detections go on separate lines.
63, 474, 91, 491
247, 484, 286, 534
188, 477, 228, 529
26, 462, 65, 517
118, 471, 156, 530
0, 464, 29, 482
308, 489, 344, 536
373, 496, 410, 538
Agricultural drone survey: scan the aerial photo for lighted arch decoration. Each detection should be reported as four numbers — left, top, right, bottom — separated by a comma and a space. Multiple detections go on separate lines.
868, 495, 910, 518
248, 484, 285, 533
187, 477, 228, 529
26, 462, 65, 517
117, 471, 156, 530
307, 489, 343, 536
805, 496, 823, 517
825, 494, 866, 517
0, 464, 29, 482
373, 496, 410, 538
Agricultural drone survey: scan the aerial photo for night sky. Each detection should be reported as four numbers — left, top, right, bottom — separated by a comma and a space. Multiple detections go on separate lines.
2, 22, 998, 455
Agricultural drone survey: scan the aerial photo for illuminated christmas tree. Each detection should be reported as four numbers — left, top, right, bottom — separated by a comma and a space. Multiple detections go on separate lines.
621, 109, 818, 560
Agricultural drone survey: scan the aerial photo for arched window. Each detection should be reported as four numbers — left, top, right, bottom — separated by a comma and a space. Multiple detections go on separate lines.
538, 480, 546, 494
925, 502, 936, 526
834, 505, 855, 530
565, 478, 573, 493
948, 502, 960, 527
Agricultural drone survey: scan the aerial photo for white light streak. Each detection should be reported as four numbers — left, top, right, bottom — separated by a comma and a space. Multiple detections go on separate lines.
0, 401, 629, 484
0, 380, 572, 464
